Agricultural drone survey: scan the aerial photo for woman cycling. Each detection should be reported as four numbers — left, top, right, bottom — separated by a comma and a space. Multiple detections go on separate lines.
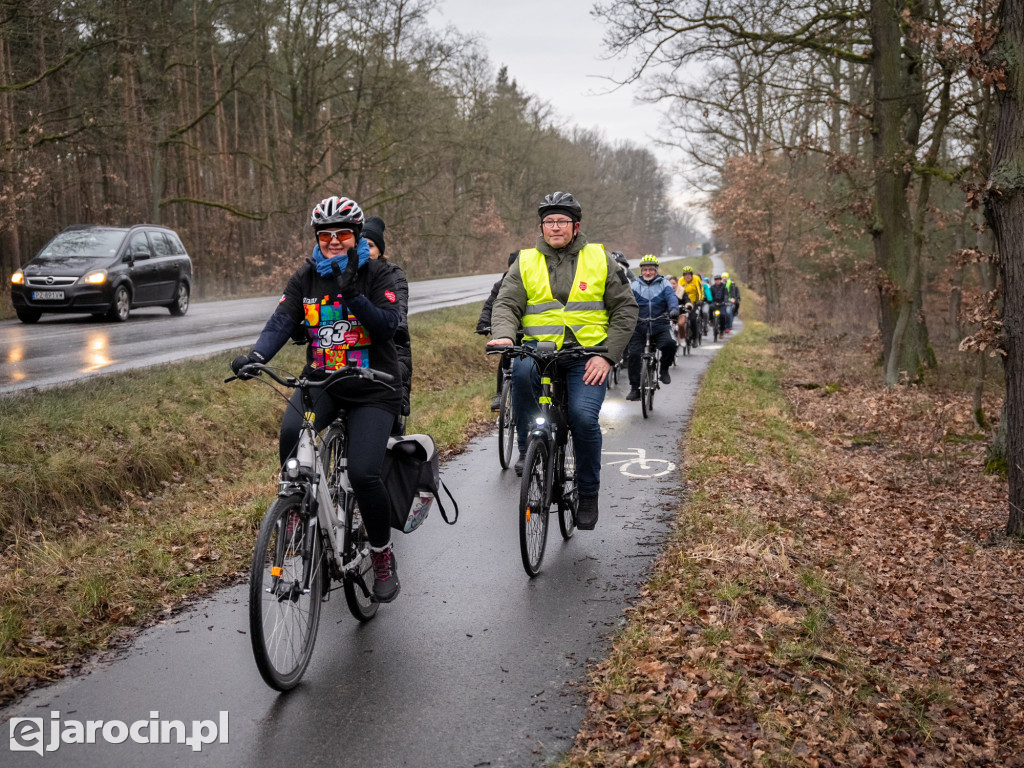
230, 196, 404, 602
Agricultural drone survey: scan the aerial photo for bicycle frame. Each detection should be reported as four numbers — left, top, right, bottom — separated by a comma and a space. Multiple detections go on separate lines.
234, 364, 394, 596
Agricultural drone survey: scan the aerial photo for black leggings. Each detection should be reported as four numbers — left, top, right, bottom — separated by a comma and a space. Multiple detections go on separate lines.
280, 389, 396, 548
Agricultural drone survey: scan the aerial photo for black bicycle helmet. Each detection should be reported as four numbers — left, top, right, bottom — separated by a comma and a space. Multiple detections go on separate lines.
612, 251, 630, 268
538, 191, 582, 222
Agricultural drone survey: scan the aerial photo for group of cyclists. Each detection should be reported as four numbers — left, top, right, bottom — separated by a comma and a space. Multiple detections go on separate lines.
233, 190, 738, 604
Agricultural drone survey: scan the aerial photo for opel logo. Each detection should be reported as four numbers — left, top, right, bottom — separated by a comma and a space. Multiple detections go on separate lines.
46, 276, 54, 285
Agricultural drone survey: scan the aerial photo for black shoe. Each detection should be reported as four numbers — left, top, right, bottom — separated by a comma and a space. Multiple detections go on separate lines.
514, 453, 526, 476
577, 495, 599, 530
626, 388, 641, 401
660, 370, 671, 385
370, 544, 400, 603
490, 395, 501, 412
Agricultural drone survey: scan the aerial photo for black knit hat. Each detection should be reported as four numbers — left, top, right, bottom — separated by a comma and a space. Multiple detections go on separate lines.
362, 216, 386, 256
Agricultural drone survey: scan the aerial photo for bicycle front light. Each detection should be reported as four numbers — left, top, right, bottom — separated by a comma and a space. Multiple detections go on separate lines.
283, 458, 300, 479
535, 417, 546, 427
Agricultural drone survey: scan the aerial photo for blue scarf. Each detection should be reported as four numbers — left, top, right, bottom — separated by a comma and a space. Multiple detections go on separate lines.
312, 237, 371, 277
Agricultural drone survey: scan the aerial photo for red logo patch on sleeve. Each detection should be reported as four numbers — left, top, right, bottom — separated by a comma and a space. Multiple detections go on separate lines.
384, 290, 396, 303
278, 294, 287, 303
578, 281, 588, 291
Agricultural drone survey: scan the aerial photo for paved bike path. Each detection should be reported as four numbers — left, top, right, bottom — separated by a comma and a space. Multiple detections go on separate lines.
3, 323, 741, 768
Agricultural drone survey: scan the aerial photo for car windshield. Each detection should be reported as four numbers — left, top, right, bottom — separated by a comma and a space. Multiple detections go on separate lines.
35, 230, 125, 261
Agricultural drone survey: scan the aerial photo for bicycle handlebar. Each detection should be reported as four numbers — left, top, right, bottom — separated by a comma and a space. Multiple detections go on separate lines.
226, 362, 396, 389
486, 343, 608, 362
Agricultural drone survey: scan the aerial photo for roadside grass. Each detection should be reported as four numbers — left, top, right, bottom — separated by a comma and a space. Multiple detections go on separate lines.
0, 302, 495, 703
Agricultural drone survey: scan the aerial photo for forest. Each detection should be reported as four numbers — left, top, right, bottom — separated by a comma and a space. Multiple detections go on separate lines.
0, 0, 697, 297
594, 0, 1023, 532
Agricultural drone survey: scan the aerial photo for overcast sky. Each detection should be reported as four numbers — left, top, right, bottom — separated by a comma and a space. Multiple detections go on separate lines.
427, 0, 702, 220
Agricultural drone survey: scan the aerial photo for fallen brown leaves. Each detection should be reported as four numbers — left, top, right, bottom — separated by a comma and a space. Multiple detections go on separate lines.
565, 330, 1022, 768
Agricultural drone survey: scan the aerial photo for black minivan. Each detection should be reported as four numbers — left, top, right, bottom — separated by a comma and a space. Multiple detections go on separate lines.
10, 224, 194, 323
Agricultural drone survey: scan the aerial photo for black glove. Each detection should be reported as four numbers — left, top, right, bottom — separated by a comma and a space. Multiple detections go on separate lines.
670, 311, 680, 320
230, 350, 265, 379
338, 247, 361, 300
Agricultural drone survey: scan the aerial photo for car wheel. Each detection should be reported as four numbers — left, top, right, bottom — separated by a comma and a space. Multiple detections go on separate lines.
107, 285, 131, 322
16, 308, 41, 324
168, 283, 189, 316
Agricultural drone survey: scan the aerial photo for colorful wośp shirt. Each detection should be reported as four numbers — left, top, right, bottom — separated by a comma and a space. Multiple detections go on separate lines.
305, 296, 372, 371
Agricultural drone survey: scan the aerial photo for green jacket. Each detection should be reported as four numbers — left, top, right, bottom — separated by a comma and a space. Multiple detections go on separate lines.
491, 233, 638, 364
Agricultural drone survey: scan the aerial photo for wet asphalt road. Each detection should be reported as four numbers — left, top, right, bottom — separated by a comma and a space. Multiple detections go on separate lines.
1, 323, 741, 768
0, 273, 502, 395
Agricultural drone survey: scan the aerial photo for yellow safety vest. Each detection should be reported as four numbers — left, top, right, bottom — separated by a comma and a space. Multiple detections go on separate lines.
519, 244, 609, 348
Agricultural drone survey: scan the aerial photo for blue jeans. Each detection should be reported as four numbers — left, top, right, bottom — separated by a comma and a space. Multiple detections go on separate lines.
512, 348, 607, 497
724, 303, 734, 330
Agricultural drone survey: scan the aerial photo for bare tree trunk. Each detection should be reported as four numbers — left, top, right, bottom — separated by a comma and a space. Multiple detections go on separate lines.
985, 0, 1024, 535
871, 0, 929, 384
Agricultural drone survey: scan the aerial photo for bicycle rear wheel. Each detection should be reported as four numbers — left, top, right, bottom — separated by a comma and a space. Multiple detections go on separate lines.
640, 361, 650, 419
249, 494, 324, 691
498, 377, 515, 469
519, 439, 550, 576
342, 494, 379, 622
557, 435, 577, 540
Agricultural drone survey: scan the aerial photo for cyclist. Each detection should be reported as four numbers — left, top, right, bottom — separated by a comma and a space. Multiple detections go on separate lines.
611, 251, 633, 282
625, 255, 678, 401
230, 196, 404, 603
476, 252, 521, 410
723, 270, 741, 329
487, 191, 638, 530
363, 215, 412, 433
678, 266, 704, 345
709, 273, 730, 336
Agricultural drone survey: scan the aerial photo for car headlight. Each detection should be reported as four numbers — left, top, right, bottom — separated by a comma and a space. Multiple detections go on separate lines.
82, 271, 106, 285
10, 271, 23, 285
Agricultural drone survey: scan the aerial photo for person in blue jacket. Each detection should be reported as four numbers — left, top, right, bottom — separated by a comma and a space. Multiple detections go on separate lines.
625, 255, 679, 401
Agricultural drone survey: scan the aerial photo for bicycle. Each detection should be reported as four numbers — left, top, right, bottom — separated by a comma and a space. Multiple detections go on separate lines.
711, 302, 727, 342
487, 342, 607, 577
637, 314, 669, 419
482, 327, 518, 470
677, 306, 694, 357
227, 362, 395, 691
496, 354, 516, 469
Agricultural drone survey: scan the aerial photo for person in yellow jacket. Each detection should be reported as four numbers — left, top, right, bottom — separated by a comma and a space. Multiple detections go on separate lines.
678, 266, 704, 344
488, 191, 638, 530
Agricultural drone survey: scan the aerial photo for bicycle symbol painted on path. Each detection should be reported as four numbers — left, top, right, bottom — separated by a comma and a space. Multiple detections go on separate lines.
602, 448, 676, 478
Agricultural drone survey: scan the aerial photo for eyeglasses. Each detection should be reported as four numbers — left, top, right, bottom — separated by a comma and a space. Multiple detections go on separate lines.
316, 229, 356, 247
541, 219, 574, 230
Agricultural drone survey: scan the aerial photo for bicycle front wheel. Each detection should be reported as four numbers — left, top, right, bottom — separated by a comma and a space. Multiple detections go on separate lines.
342, 494, 379, 622
519, 439, 550, 577
640, 362, 650, 419
249, 494, 324, 691
557, 434, 577, 540
498, 377, 516, 469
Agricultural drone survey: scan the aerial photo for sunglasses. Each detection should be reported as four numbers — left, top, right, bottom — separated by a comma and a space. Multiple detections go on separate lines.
316, 229, 356, 247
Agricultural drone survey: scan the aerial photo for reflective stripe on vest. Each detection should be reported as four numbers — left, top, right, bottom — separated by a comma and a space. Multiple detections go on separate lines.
519, 245, 609, 348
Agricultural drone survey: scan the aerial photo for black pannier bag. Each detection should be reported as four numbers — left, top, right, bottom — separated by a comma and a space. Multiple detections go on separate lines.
380, 434, 459, 533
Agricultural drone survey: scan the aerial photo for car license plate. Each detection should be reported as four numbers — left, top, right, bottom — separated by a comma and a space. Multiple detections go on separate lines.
31, 290, 65, 300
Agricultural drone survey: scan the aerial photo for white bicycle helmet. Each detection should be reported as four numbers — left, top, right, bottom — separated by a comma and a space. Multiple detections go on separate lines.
310, 196, 364, 235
